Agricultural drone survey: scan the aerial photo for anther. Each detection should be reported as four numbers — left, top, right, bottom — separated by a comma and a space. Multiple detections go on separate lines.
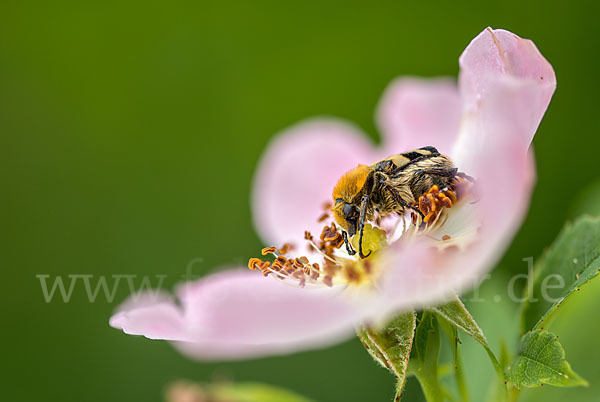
259, 262, 271, 277
447, 190, 457, 204
248, 258, 263, 271
277, 243, 294, 254
317, 212, 329, 223
284, 261, 296, 274
321, 223, 339, 242
261, 246, 277, 256
297, 256, 309, 265
418, 184, 456, 225
424, 211, 435, 223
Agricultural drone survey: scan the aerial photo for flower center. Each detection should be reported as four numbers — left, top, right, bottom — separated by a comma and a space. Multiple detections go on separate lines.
248, 178, 475, 289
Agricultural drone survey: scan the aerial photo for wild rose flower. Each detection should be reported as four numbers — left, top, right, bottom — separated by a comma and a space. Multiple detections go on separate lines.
110, 27, 556, 360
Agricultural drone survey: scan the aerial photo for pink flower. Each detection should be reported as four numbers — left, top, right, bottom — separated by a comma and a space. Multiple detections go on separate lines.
110, 28, 555, 360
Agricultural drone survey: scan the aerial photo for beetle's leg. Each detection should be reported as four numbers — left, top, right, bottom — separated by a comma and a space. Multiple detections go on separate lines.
402, 201, 425, 219
358, 195, 371, 259
342, 230, 356, 256
456, 171, 475, 183
377, 176, 425, 219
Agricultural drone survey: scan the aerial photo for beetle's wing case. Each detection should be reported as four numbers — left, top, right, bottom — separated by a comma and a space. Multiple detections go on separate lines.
368, 146, 455, 214
371, 146, 440, 173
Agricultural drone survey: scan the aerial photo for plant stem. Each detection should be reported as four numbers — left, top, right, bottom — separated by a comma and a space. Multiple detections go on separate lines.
507, 386, 521, 402
414, 370, 445, 402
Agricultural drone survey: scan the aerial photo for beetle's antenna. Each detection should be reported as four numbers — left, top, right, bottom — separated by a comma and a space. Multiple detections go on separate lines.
358, 195, 371, 259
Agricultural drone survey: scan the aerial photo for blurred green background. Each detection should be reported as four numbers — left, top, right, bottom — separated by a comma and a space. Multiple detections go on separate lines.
3, 0, 600, 401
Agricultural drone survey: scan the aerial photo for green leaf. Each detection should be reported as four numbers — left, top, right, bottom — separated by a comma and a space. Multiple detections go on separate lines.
409, 312, 444, 402
356, 311, 416, 400
506, 329, 588, 389
431, 296, 502, 376
214, 383, 315, 402
521, 216, 600, 333
215, 383, 312, 402
167, 381, 314, 402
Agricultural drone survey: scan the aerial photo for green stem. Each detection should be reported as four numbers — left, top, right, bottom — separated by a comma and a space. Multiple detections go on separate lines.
414, 370, 445, 402
412, 313, 445, 402
438, 317, 470, 402
507, 387, 521, 402
453, 342, 469, 401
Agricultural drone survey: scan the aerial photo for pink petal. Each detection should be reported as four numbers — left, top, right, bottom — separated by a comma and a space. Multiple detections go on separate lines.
375, 27, 554, 322
109, 292, 189, 341
111, 269, 364, 361
453, 76, 546, 171
376, 78, 462, 155
376, 131, 535, 317
457, 27, 556, 148
252, 119, 377, 247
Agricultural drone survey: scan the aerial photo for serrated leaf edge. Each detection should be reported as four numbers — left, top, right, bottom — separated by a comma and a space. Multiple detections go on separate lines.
506, 329, 589, 390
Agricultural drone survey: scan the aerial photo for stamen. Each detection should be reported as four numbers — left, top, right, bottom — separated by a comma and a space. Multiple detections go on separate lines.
248, 258, 264, 271
320, 222, 339, 242
261, 246, 277, 255
259, 261, 271, 277
277, 243, 294, 254
311, 263, 321, 280
284, 261, 295, 274
307, 239, 340, 265
418, 184, 457, 225
248, 226, 346, 288
249, 173, 475, 290
297, 256, 309, 265
319, 223, 345, 255
317, 212, 329, 223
